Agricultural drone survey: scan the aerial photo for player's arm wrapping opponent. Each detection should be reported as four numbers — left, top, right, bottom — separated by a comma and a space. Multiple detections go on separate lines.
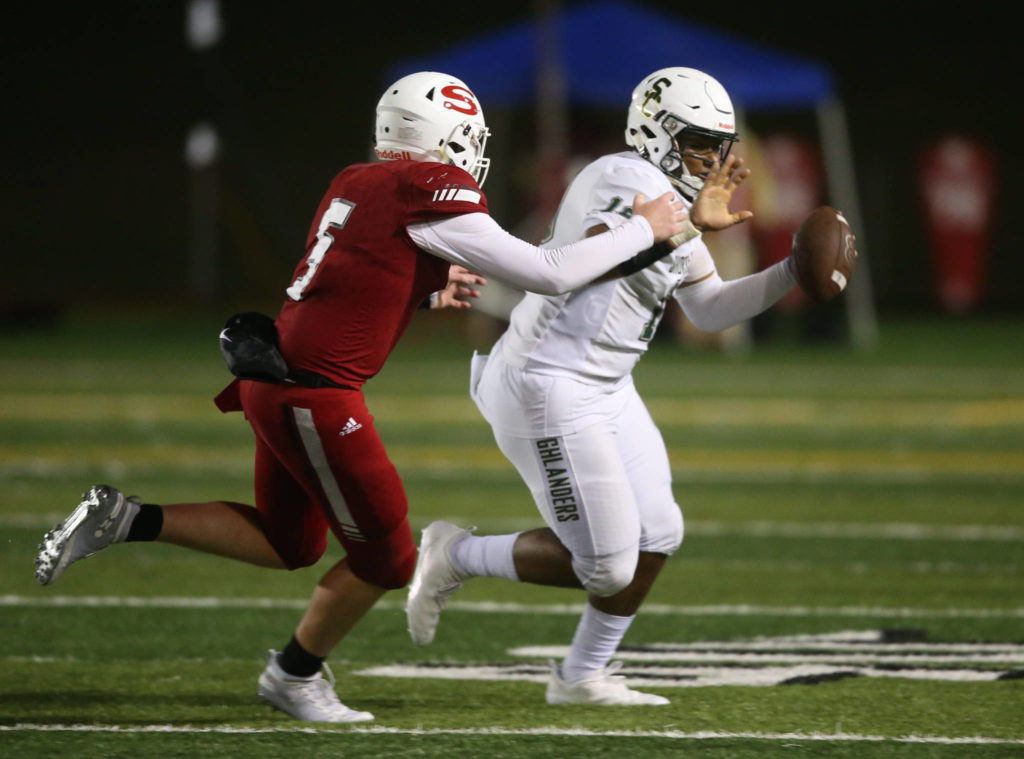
408, 191, 685, 295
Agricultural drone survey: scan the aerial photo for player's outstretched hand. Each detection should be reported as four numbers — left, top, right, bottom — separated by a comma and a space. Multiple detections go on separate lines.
433, 265, 486, 309
632, 192, 687, 242
690, 154, 754, 232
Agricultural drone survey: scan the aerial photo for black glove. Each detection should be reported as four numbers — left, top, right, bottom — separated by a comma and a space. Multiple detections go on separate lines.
218, 312, 289, 381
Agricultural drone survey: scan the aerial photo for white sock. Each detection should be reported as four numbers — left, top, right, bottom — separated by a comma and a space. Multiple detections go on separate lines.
449, 532, 520, 581
560, 603, 634, 682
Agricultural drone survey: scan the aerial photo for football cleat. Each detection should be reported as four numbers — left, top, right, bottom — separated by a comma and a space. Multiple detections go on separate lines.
405, 520, 473, 646
545, 659, 670, 706
35, 485, 141, 586
257, 649, 373, 723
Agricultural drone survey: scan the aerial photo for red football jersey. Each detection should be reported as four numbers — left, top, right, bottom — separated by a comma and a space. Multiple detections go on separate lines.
275, 160, 488, 387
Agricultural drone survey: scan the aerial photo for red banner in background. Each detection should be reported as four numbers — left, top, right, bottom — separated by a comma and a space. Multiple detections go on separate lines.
751, 134, 824, 311
918, 136, 996, 313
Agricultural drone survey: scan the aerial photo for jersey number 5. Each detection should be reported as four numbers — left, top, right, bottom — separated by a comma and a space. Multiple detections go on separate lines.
286, 198, 356, 301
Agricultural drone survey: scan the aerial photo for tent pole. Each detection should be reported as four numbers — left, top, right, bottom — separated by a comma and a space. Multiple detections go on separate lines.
816, 97, 879, 350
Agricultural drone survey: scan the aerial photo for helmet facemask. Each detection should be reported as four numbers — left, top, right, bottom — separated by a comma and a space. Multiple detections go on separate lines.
656, 114, 737, 200
440, 121, 491, 186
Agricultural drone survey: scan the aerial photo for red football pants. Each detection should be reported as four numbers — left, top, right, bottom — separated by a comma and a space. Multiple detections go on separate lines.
238, 379, 416, 588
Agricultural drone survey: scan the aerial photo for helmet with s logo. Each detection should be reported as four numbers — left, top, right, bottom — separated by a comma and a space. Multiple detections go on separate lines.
625, 67, 738, 200
375, 71, 491, 186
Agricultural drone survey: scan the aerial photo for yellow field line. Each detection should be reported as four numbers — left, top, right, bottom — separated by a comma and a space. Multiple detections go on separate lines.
644, 397, 1024, 427
0, 393, 219, 421
3, 392, 1024, 427
1, 444, 1021, 475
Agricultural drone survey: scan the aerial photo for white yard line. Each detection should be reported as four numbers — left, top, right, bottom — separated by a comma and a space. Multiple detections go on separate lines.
2, 594, 1022, 618
687, 520, 1024, 541
508, 646, 1024, 665
0, 724, 1021, 744
358, 662, 1017, 687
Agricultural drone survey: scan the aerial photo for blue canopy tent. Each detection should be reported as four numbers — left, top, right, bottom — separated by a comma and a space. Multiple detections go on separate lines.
387, 0, 835, 109
387, 0, 876, 347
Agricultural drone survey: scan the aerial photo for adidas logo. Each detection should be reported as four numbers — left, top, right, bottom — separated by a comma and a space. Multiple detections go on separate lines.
339, 417, 363, 436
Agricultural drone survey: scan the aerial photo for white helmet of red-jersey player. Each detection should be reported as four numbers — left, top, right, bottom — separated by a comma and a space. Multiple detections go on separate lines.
374, 71, 491, 186
625, 67, 738, 200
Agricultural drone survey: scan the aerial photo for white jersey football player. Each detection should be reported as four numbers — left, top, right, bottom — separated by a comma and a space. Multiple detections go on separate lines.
32, 70, 697, 726
406, 67, 799, 706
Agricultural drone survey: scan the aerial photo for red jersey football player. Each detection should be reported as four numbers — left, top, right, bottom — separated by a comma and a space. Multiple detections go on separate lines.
33, 71, 695, 722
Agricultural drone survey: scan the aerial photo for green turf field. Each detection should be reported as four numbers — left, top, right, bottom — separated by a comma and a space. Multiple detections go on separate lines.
1, 311, 1022, 757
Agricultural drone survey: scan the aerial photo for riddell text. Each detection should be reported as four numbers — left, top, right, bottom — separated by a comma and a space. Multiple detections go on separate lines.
375, 148, 413, 160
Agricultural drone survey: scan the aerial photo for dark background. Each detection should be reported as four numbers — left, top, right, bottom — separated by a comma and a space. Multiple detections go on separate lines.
2, 1, 1019, 324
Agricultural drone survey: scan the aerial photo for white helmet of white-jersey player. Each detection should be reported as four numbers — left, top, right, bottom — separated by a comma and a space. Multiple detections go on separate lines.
374, 71, 491, 186
624, 67, 738, 200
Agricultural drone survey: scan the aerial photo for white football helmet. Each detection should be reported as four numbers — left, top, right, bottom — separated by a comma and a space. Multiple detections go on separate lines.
374, 71, 491, 186
625, 67, 738, 199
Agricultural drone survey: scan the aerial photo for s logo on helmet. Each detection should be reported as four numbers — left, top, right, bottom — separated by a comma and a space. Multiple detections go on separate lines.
641, 77, 671, 117
441, 85, 479, 115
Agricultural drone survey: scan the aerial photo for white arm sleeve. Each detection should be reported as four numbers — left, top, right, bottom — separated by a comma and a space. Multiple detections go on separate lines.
674, 258, 797, 333
406, 212, 654, 295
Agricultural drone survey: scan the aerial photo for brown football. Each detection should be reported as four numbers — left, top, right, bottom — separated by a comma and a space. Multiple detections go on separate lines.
791, 206, 858, 303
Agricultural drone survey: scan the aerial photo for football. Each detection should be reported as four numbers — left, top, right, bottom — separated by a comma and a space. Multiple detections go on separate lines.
790, 206, 858, 303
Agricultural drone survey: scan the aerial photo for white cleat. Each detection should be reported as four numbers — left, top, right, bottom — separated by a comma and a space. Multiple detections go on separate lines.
546, 660, 670, 706
257, 650, 373, 723
405, 520, 473, 646
35, 484, 140, 586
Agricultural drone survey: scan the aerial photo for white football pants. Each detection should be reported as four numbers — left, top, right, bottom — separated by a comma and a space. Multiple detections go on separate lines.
471, 351, 684, 597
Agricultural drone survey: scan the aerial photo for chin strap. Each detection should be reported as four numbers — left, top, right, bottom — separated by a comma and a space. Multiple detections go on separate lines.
666, 171, 701, 202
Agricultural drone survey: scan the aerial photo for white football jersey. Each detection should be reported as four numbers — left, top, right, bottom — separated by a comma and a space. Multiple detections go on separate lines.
496, 152, 715, 382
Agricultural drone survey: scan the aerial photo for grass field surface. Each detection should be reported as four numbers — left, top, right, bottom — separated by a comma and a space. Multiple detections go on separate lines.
1, 311, 1022, 757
